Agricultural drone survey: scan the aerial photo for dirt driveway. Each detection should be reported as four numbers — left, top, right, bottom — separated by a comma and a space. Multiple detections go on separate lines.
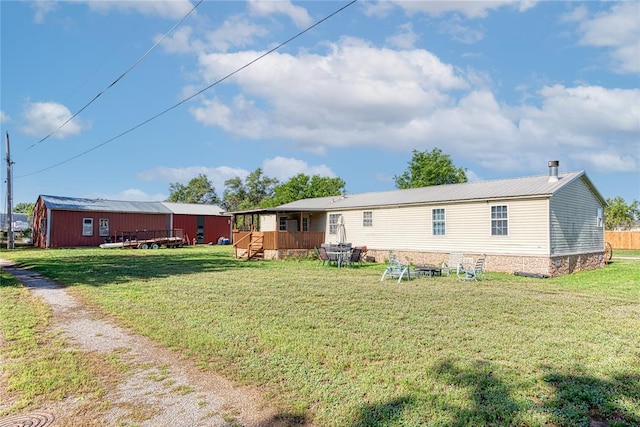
0, 260, 304, 427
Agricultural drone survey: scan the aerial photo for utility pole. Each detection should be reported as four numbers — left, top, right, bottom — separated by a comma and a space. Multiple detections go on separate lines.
6, 132, 14, 249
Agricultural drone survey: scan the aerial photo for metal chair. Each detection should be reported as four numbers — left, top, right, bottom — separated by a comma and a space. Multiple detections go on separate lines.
315, 246, 330, 266
381, 252, 411, 283
442, 252, 464, 276
457, 255, 486, 281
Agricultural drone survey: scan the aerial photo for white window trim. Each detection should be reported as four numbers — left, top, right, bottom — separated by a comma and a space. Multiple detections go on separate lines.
490, 204, 509, 236
432, 208, 446, 236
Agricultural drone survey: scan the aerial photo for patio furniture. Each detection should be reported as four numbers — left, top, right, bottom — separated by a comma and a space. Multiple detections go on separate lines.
457, 255, 486, 282
413, 265, 442, 277
442, 252, 464, 276
346, 247, 363, 267
380, 252, 411, 283
315, 246, 330, 266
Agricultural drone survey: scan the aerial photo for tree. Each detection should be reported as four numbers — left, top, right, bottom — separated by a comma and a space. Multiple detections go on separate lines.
605, 197, 639, 230
166, 174, 219, 204
221, 168, 278, 211
13, 202, 35, 219
264, 174, 346, 207
394, 148, 467, 189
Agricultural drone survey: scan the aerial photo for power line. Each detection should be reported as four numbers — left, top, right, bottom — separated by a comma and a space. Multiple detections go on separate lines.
26, 0, 203, 150
17, 0, 358, 179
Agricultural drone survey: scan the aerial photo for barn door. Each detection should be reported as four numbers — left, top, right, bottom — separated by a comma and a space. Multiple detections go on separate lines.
197, 216, 205, 244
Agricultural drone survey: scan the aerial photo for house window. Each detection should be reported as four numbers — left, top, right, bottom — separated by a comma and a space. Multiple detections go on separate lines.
329, 214, 341, 235
491, 205, 508, 236
82, 218, 93, 236
432, 208, 445, 235
363, 211, 373, 227
99, 218, 109, 237
302, 217, 309, 231
279, 216, 288, 231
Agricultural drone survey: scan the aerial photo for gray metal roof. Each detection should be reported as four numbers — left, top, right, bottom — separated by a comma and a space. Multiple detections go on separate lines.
39, 195, 231, 216
276, 171, 602, 211
40, 195, 172, 214
161, 202, 230, 216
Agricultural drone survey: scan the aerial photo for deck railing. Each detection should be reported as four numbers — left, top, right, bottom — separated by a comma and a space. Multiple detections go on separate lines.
233, 230, 325, 251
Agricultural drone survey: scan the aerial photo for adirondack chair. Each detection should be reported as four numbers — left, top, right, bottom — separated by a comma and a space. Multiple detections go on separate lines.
381, 252, 411, 283
442, 252, 464, 276
457, 255, 486, 281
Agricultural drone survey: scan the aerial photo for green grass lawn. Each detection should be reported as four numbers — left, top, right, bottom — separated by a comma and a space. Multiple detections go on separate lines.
1, 246, 638, 426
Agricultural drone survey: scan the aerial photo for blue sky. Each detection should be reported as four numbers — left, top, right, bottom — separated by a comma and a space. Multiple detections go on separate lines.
1, 0, 639, 207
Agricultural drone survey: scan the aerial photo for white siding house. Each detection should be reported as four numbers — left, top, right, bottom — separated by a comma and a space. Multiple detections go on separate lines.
249, 163, 606, 276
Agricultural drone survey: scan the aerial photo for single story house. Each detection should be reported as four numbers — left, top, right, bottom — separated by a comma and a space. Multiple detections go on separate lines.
232, 162, 607, 276
32, 195, 231, 248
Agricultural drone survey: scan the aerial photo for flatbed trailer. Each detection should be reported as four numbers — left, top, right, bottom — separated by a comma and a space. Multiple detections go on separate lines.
99, 229, 185, 249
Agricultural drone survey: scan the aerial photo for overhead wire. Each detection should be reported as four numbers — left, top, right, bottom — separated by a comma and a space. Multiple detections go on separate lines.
26, 0, 203, 150
17, 0, 358, 179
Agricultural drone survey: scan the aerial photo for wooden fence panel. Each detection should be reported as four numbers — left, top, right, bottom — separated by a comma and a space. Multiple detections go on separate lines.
605, 231, 640, 249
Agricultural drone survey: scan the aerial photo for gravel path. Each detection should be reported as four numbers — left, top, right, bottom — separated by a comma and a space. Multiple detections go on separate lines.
0, 259, 291, 427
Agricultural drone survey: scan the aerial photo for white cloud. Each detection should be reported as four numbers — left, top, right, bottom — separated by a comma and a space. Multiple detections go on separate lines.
136, 165, 249, 195
438, 17, 485, 44
21, 101, 87, 139
31, 0, 57, 23
0, 110, 10, 123
183, 24, 638, 178
392, 1, 536, 19
85, 0, 197, 20
248, 0, 312, 28
190, 37, 467, 151
86, 189, 167, 202
386, 23, 419, 49
262, 157, 336, 182
573, 2, 640, 73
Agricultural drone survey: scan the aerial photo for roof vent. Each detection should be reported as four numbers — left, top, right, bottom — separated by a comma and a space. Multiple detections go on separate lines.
548, 160, 559, 183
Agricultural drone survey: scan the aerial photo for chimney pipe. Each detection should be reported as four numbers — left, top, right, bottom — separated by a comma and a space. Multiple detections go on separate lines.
548, 160, 559, 183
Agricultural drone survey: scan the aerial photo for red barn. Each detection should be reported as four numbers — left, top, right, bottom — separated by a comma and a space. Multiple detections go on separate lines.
32, 195, 231, 248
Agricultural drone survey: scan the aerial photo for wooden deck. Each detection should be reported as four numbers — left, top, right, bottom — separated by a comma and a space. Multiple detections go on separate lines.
233, 231, 325, 259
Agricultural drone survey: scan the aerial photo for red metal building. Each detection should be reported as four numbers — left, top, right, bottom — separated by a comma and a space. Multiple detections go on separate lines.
32, 195, 231, 248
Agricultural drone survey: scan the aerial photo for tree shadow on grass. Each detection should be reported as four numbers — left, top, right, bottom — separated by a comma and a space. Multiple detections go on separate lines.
433, 359, 521, 426
353, 395, 418, 427
542, 370, 640, 426
1, 247, 261, 288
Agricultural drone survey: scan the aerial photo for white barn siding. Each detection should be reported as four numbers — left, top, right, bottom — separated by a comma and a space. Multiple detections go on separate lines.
550, 178, 604, 255
327, 198, 550, 255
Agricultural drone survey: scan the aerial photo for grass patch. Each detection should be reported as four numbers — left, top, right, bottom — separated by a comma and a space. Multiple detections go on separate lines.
1, 246, 638, 426
0, 270, 109, 414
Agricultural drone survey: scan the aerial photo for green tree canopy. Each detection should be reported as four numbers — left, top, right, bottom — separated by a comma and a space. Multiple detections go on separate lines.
166, 174, 219, 204
605, 196, 639, 230
264, 174, 346, 207
221, 168, 278, 211
394, 148, 467, 189
13, 202, 35, 219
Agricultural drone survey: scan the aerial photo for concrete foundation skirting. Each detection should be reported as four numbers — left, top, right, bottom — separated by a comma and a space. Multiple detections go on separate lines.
237, 248, 606, 277
364, 249, 605, 277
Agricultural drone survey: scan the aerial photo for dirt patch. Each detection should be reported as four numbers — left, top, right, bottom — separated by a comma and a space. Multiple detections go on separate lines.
0, 260, 306, 426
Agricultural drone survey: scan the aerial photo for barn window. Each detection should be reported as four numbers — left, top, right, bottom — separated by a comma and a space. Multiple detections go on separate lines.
99, 218, 109, 237
596, 208, 604, 228
432, 208, 445, 235
82, 218, 94, 236
302, 217, 309, 231
363, 211, 373, 227
491, 205, 508, 236
329, 214, 340, 235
